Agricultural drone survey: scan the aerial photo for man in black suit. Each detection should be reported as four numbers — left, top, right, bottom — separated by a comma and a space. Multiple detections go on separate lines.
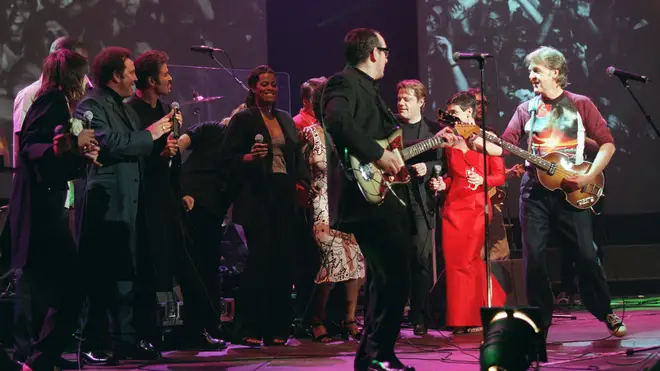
74, 47, 171, 364
323, 28, 416, 371
127, 50, 227, 350
395, 80, 442, 336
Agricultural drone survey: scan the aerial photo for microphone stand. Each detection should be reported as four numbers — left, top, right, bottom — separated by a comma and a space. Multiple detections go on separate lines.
616, 77, 660, 138
203, 51, 249, 92
477, 58, 493, 307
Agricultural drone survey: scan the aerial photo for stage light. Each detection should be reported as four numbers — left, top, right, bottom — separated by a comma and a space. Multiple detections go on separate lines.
480, 307, 547, 371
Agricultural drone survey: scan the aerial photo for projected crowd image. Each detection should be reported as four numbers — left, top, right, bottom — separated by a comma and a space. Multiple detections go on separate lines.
0, 0, 266, 194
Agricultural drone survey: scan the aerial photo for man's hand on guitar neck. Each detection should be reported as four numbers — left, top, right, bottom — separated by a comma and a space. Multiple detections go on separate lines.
505, 164, 525, 178
435, 126, 458, 147
375, 149, 404, 175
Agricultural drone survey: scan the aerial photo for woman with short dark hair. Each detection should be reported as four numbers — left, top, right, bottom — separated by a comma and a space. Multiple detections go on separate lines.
221, 65, 310, 346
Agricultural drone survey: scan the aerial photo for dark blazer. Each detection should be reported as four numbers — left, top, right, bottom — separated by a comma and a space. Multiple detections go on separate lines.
181, 121, 232, 216
399, 116, 443, 230
322, 66, 400, 232
125, 96, 182, 290
219, 107, 309, 228
9, 89, 85, 270
74, 86, 154, 280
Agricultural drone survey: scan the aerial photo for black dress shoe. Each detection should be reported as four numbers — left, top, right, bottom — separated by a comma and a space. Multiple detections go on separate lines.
80, 350, 118, 366
132, 340, 162, 360
201, 330, 228, 349
56, 357, 83, 370
413, 324, 427, 336
355, 359, 415, 371
186, 331, 228, 350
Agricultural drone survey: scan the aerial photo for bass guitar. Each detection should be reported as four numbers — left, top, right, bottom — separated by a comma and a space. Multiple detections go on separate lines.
452, 124, 604, 210
349, 128, 446, 205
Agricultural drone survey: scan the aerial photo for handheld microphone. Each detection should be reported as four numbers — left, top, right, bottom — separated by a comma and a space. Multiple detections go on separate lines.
606, 66, 651, 84
170, 102, 180, 138
433, 164, 443, 197
254, 134, 264, 144
433, 164, 442, 177
83, 110, 93, 129
453, 52, 494, 62
190, 45, 225, 54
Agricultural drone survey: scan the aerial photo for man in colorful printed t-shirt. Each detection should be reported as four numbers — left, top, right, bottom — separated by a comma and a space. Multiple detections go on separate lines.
498, 46, 626, 340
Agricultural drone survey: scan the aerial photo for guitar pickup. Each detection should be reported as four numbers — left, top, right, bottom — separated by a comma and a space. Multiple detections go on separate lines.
546, 163, 556, 176
582, 184, 602, 195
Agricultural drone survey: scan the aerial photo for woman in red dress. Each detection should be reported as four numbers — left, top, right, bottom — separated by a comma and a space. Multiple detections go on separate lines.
432, 91, 506, 334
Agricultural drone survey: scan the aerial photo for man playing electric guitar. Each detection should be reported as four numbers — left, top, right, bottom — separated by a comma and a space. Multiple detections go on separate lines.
441, 46, 625, 339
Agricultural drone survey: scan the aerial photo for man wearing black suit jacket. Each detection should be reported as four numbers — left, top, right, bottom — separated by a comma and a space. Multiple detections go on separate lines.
74, 47, 171, 364
395, 80, 442, 337
127, 50, 227, 350
323, 28, 416, 371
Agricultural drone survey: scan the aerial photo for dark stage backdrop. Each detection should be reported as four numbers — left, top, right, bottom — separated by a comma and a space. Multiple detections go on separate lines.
419, 0, 660, 215
0, 0, 267, 198
266, 0, 419, 116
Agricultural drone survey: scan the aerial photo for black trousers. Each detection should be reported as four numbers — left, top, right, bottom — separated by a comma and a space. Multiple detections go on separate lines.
293, 208, 319, 325
407, 203, 433, 326
12, 208, 75, 363
15, 237, 83, 370
353, 208, 411, 364
233, 175, 297, 341
180, 205, 224, 335
82, 273, 156, 351
520, 182, 612, 330
81, 207, 157, 352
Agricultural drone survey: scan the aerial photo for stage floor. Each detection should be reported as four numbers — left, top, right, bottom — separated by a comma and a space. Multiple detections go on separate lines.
67, 298, 660, 371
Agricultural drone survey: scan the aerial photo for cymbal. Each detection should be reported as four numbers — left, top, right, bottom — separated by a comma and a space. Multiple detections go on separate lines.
180, 95, 225, 106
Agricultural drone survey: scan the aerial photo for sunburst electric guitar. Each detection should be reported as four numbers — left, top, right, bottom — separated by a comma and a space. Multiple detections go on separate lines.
453, 124, 604, 211
348, 128, 447, 205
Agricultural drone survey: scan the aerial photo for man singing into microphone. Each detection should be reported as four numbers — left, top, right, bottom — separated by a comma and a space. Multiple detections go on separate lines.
395, 80, 442, 336
75, 47, 171, 364
126, 50, 227, 350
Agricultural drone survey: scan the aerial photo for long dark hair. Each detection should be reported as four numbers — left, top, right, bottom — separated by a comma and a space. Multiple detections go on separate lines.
37, 49, 89, 103
245, 65, 276, 108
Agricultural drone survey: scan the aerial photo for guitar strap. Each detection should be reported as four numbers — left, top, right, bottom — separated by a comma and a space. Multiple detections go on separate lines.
526, 94, 542, 156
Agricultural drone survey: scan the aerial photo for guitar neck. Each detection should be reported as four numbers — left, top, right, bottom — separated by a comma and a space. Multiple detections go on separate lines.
401, 136, 445, 161
480, 131, 552, 171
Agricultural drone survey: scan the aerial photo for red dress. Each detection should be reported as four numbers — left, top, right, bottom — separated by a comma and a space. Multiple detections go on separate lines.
441, 147, 506, 327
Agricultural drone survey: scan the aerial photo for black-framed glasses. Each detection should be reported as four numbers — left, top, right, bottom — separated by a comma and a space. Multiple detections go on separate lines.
377, 47, 390, 57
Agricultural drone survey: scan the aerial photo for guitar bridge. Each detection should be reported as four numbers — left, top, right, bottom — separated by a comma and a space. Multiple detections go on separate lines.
576, 196, 595, 207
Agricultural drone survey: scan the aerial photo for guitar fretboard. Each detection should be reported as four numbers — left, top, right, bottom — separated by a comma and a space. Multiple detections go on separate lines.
479, 131, 553, 171
401, 136, 446, 161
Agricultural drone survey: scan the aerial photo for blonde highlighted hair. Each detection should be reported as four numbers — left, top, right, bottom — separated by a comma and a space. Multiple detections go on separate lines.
396, 79, 427, 108
525, 46, 569, 88
221, 103, 248, 126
